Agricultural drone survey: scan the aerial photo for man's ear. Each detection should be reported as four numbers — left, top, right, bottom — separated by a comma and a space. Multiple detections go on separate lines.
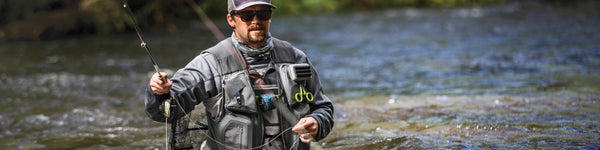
227, 14, 235, 28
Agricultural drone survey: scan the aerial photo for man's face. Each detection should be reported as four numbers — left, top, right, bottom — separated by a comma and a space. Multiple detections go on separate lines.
228, 5, 272, 48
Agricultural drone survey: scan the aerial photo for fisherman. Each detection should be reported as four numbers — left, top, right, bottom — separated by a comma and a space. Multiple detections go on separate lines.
144, 0, 334, 149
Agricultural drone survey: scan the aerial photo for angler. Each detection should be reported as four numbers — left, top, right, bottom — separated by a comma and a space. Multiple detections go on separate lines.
144, 0, 335, 149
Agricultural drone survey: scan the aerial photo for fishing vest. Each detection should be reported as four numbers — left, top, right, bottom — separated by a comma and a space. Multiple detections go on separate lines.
170, 37, 312, 150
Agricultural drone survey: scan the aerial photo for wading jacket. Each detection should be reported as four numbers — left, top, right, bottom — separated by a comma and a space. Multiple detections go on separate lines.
145, 37, 334, 149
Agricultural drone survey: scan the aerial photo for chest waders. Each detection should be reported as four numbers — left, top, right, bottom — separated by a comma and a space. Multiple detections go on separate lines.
168, 38, 312, 150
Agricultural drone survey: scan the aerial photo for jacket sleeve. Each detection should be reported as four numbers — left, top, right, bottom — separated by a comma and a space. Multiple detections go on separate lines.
145, 53, 222, 122
294, 48, 335, 141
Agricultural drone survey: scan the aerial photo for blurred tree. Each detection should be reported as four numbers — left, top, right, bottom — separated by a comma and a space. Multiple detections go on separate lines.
80, 0, 129, 34
0, 0, 80, 39
0, 0, 218, 40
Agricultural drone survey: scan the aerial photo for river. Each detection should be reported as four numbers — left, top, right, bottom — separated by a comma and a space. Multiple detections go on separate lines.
1, 1, 599, 149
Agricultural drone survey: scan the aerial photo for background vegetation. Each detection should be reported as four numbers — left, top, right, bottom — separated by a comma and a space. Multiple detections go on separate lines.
0, 0, 577, 40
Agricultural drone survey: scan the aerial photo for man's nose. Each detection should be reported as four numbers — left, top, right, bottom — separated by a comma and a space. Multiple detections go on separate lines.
251, 15, 259, 23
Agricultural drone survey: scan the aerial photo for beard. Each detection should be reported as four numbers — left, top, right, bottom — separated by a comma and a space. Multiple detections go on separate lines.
246, 25, 267, 45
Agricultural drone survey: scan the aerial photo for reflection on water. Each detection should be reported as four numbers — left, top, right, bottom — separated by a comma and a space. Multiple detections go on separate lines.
1, 1, 599, 149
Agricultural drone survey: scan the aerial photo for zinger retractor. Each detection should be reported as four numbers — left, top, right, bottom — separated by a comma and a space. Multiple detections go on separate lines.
163, 100, 171, 118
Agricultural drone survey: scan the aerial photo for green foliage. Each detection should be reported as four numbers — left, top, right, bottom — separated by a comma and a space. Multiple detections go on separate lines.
0, 0, 203, 39
0, 0, 69, 25
79, 0, 129, 34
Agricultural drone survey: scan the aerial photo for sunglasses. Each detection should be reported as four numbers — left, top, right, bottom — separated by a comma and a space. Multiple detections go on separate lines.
232, 10, 272, 22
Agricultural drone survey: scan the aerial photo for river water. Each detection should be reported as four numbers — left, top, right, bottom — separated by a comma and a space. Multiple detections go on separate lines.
1, 2, 599, 149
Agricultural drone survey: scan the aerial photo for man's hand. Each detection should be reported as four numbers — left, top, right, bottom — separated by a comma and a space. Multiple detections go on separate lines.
149, 72, 172, 95
292, 117, 318, 143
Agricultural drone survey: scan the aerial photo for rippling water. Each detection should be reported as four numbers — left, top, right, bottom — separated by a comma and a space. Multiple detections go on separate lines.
1, 2, 599, 149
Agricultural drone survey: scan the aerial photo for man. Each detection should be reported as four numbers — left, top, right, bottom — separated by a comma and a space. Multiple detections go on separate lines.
145, 0, 334, 149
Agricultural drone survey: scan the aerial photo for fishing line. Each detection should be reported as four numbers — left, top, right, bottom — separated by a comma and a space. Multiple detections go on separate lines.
165, 119, 168, 150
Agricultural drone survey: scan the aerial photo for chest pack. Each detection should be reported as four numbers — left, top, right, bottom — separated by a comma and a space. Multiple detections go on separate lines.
196, 37, 312, 149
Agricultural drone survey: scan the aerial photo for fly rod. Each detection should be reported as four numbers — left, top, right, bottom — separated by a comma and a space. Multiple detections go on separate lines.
122, 0, 173, 120
122, 0, 166, 83
122, 0, 174, 121
122, 1, 173, 149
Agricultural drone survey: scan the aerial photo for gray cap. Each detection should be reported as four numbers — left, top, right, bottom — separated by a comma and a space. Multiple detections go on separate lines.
228, 0, 276, 13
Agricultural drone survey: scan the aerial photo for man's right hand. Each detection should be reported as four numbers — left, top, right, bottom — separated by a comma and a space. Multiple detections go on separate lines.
149, 72, 172, 95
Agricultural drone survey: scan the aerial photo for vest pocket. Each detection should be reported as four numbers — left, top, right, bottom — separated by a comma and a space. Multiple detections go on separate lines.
220, 114, 252, 148
287, 85, 311, 118
278, 64, 312, 119
223, 72, 258, 114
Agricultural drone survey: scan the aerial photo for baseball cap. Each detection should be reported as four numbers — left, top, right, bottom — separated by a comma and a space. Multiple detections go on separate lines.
228, 0, 277, 13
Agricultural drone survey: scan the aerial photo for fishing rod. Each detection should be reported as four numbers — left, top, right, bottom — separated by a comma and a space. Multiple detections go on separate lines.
122, 1, 175, 149
122, 0, 173, 116
122, 0, 174, 119
122, 0, 166, 84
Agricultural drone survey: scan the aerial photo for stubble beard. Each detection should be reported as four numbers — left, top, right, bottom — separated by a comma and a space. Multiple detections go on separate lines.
248, 32, 266, 45
247, 24, 267, 46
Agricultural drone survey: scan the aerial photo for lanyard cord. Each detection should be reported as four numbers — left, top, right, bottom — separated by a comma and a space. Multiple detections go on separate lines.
165, 118, 169, 150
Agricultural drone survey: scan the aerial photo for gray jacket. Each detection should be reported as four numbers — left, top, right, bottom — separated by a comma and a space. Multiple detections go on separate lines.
144, 37, 334, 146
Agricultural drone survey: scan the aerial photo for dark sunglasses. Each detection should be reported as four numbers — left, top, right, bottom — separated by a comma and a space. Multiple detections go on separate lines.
232, 10, 272, 22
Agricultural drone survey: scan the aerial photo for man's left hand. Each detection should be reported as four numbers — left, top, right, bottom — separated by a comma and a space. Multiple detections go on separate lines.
292, 117, 318, 143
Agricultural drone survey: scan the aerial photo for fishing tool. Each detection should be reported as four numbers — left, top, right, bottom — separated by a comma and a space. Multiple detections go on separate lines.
295, 86, 313, 102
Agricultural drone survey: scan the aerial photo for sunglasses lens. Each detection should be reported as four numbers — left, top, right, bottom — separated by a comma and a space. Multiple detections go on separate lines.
236, 10, 271, 22
239, 12, 254, 22
256, 10, 271, 20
